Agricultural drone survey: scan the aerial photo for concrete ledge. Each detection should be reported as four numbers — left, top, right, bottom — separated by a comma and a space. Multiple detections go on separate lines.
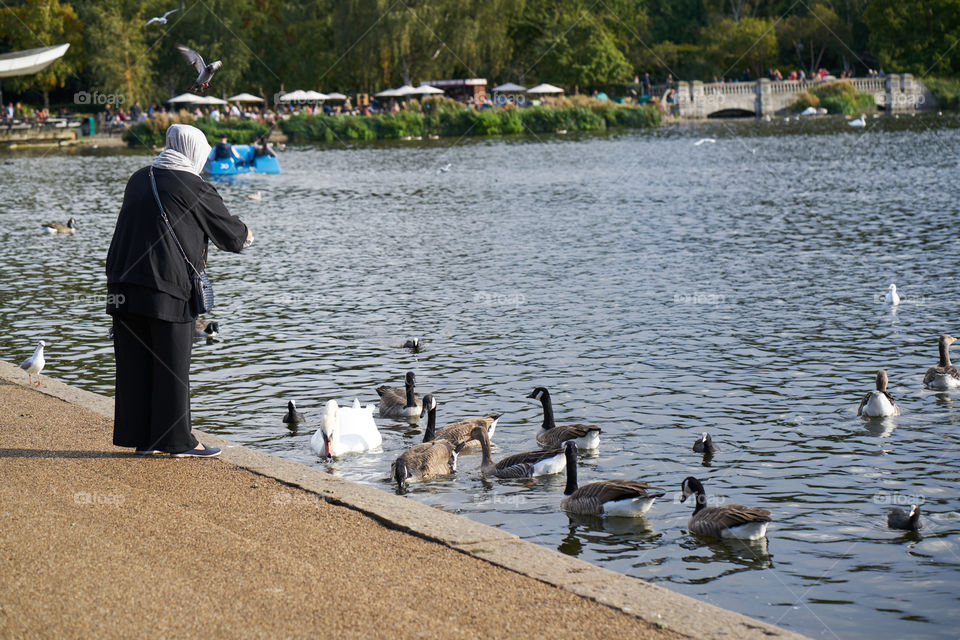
0, 360, 807, 639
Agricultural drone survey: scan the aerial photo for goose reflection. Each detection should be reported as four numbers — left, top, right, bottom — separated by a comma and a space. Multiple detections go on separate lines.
558, 512, 661, 558
862, 416, 897, 438
678, 535, 773, 571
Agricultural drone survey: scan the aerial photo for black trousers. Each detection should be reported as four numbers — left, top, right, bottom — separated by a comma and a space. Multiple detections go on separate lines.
111, 313, 197, 453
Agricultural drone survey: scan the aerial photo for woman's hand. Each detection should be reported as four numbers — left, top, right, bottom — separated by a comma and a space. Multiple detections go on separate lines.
243, 228, 254, 248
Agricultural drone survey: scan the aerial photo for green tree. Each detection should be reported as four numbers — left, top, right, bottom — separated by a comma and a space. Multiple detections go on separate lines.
864, 0, 960, 75
0, 0, 85, 108
77, 0, 153, 107
702, 16, 777, 79
777, 3, 853, 75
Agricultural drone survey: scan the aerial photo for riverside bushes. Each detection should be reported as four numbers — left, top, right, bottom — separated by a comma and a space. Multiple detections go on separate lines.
123, 114, 269, 147
279, 103, 661, 143
922, 77, 960, 110
790, 81, 874, 115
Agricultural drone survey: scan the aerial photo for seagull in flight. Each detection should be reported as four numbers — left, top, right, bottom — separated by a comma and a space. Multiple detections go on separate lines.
176, 44, 222, 93
145, 9, 178, 26
693, 138, 716, 146
437, 163, 451, 174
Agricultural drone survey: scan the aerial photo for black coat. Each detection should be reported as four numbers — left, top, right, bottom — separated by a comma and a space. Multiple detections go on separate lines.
106, 166, 247, 317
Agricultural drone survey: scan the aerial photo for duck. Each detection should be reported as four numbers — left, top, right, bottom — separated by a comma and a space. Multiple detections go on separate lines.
310, 398, 381, 458
419, 394, 501, 449
527, 387, 601, 449
693, 432, 717, 454
376, 371, 422, 420
887, 504, 921, 531
19, 340, 45, 386
560, 442, 664, 516
470, 425, 566, 478
857, 370, 901, 418
42, 217, 76, 234
391, 408, 464, 487
884, 283, 900, 305
923, 334, 960, 390
680, 477, 771, 540
282, 400, 305, 426
194, 320, 219, 341
849, 113, 866, 127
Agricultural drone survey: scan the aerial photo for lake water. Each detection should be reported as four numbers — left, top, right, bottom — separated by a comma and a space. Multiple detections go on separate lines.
2, 114, 960, 639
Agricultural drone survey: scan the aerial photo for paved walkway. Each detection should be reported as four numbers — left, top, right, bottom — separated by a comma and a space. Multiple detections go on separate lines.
0, 380, 685, 639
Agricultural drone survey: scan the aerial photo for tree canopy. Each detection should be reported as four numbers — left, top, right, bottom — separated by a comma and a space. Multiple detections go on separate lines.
0, 0, 956, 106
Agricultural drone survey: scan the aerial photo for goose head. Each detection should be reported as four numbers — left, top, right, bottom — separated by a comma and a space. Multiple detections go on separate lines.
526, 386, 549, 401
319, 399, 340, 458
67, 217, 76, 229
939, 334, 957, 348
419, 394, 437, 419
680, 476, 706, 505
204, 322, 220, 337
404, 371, 416, 388
875, 370, 889, 392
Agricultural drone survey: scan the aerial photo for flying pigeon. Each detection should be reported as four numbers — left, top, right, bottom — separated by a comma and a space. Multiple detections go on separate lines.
145, 9, 178, 26
20, 340, 45, 386
175, 44, 222, 93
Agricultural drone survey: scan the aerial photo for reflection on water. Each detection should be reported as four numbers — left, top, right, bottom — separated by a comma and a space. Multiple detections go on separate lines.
2, 115, 960, 639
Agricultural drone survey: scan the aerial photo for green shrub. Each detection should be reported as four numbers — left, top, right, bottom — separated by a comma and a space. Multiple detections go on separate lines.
922, 77, 960, 110
790, 91, 820, 112
193, 117, 268, 144
811, 81, 858, 99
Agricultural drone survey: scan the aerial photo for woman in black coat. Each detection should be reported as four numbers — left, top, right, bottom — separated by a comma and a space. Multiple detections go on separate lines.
105, 124, 253, 457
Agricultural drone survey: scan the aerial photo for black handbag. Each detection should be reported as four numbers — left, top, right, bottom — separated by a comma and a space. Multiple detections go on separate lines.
149, 167, 215, 314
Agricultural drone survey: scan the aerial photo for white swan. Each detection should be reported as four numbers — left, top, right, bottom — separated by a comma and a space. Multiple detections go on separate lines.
849, 114, 865, 127
800, 106, 817, 116
884, 283, 900, 305
310, 399, 382, 458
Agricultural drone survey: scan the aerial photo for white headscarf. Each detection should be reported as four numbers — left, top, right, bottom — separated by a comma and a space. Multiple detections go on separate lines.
152, 124, 211, 175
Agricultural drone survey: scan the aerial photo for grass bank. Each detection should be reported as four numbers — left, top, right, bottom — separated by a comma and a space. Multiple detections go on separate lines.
791, 81, 875, 115
279, 96, 661, 143
122, 114, 268, 148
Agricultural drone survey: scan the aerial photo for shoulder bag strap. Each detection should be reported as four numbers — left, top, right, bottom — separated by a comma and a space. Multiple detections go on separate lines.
149, 166, 203, 277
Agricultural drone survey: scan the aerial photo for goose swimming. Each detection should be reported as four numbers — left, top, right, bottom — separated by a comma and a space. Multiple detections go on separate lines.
310, 399, 381, 458
418, 394, 501, 449
42, 217, 76, 235
527, 387, 600, 449
470, 425, 566, 478
391, 405, 464, 487
923, 334, 960, 390
376, 371, 422, 420
680, 477, 771, 540
857, 370, 901, 418
560, 442, 664, 516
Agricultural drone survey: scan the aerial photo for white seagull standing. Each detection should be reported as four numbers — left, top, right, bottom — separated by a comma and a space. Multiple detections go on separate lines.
145, 9, 178, 26
20, 340, 45, 386
884, 283, 900, 305
175, 44, 222, 94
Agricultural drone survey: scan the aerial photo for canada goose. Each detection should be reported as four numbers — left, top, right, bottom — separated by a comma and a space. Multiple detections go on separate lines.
923, 335, 960, 390
418, 394, 502, 449
283, 400, 305, 425
19, 340, 45, 386
887, 504, 921, 531
560, 442, 664, 516
391, 405, 464, 487
469, 425, 566, 478
693, 432, 717, 454
42, 217, 76, 234
884, 283, 900, 305
857, 370, 901, 418
527, 387, 601, 449
376, 371, 422, 419
680, 477, 771, 540
194, 320, 219, 340
310, 399, 381, 458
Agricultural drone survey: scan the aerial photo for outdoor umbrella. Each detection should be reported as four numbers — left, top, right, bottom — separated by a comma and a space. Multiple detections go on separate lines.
278, 90, 308, 102
374, 88, 402, 98
168, 92, 204, 103
226, 92, 264, 102
413, 85, 444, 95
492, 82, 527, 92
302, 90, 329, 101
527, 83, 564, 94
197, 95, 228, 105
324, 92, 348, 100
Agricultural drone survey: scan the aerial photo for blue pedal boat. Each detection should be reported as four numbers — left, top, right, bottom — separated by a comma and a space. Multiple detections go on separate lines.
204, 144, 280, 176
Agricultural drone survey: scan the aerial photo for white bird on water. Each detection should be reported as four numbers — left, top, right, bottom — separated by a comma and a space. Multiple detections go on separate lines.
693, 138, 716, 146
437, 163, 451, 174
20, 340, 45, 386
849, 114, 866, 128
884, 283, 900, 305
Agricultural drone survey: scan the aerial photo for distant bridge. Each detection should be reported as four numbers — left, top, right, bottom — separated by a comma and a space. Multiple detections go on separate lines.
657, 74, 932, 118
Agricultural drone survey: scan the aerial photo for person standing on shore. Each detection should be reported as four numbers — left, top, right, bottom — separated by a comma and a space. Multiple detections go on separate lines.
105, 124, 253, 457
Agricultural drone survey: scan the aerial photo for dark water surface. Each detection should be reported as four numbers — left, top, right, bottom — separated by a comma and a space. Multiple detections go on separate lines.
3, 115, 960, 638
